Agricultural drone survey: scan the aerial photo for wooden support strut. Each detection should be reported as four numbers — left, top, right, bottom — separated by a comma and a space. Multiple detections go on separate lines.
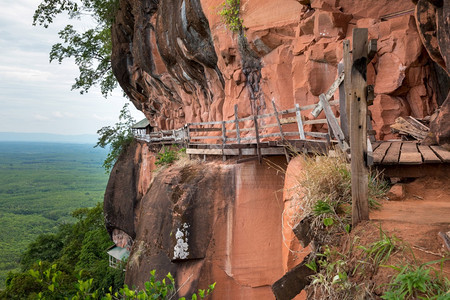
349, 28, 369, 226
234, 104, 242, 158
311, 71, 345, 118
272, 100, 290, 162
319, 94, 349, 152
222, 121, 227, 161
295, 104, 306, 140
254, 115, 262, 164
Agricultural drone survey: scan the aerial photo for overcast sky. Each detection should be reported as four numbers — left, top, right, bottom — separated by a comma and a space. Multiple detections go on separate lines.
0, 0, 144, 135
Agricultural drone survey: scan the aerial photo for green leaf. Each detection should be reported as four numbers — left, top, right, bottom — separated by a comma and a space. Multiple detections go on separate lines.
323, 217, 334, 227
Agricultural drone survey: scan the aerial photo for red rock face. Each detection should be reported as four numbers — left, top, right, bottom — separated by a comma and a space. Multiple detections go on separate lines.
111, 0, 446, 141
112, 153, 289, 299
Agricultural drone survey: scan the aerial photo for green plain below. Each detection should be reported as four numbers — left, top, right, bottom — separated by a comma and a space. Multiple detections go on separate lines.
0, 142, 109, 288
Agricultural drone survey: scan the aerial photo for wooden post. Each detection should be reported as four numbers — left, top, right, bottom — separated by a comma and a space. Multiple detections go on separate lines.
343, 40, 352, 143
295, 104, 306, 140
222, 121, 227, 161
350, 28, 369, 226
272, 100, 290, 162
338, 61, 349, 141
234, 104, 242, 158
320, 94, 349, 151
254, 115, 262, 164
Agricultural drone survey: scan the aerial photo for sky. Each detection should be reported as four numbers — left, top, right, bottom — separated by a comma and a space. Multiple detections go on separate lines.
0, 0, 145, 136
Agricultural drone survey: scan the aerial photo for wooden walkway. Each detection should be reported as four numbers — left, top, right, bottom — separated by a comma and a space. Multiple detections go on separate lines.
372, 141, 450, 165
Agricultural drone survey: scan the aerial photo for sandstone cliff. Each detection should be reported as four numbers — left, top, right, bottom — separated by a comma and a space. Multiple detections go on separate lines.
105, 142, 298, 298
104, 0, 450, 298
111, 0, 448, 141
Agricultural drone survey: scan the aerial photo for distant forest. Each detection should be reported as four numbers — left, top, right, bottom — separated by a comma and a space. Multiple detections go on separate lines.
0, 142, 109, 288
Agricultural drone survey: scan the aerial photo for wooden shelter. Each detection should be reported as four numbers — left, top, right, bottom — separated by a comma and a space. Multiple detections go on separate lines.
132, 118, 153, 136
106, 245, 130, 269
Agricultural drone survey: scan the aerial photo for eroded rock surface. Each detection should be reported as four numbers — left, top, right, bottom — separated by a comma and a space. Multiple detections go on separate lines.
111, 0, 448, 141
105, 147, 293, 298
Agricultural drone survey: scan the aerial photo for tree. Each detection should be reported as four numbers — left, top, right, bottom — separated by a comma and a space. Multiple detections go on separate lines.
95, 103, 136, 172
33, 0, 119, 97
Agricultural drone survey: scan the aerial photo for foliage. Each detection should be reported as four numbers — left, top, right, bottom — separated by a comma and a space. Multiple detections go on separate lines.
289, 152, 389, 240
218, 0, 243, 33
105, 270, 216, 300
95, 104, 136, 172
0, 142, 108, 287
33, 0, 120, 96
306, 246, 356, 299
381, 263, 450, 300
0, 204, 124, 298
358, 227, 400, 272
155, 147, 186, 167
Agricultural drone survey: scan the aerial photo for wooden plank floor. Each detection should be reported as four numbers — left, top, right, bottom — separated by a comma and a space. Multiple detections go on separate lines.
373, 141, 450, 165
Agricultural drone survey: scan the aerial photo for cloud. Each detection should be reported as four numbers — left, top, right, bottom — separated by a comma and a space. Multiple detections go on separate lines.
0, 0, 145, 135
34, 114, 50, 121
92, 113, 114, 122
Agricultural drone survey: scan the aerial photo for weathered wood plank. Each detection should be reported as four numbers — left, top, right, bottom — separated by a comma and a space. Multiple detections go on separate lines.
373, 142, 390, 164
338, 61, 349, 141
371, 141, 382, 151
399, 142, 422, 164
280, 117, 297, 125
418, 145, 441, 163
259, 123, 279, 130
311, 71, 345, 117
320, 94, 348, 151
234, 104, 242, 158
299, 100, 339, 112
189, 135, 222, 140
430, 146, 450, 162
186, 148, 223, 155
283, 140, 329, 154
382, 141, 402, 164
259, 132, 283, 139
303, 119, 329, 125
189, 127, 222, 132
295, 104, 306, 140
350, 28, 369, 226
254, 116, 262, 163
343, 40, 352, 142
305, 132, 330, 139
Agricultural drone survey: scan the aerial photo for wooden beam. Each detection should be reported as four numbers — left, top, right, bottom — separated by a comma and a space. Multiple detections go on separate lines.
399, 142, 422, 164
418, 145, 441, 163
373, 142, 391, 164
311, 72, 345, 118
319, 94, 348, 151
295, 104, 306, 140
222, 121, 227, 161
382, 141, 402, 164
234, 104, 242, 158
254, 115, 262, 163
338, 61, 349, 142
343, 40, 352, 142
430, 146, 450, 162
350, 28, 369, 226
367, 39, 377, 61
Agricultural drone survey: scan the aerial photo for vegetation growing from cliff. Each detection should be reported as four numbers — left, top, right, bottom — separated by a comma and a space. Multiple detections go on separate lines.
305, 225, 450, 299
287, 152, 449, 299
33, 0, 119, 96
218, 0, 243, 33
95, 104, 135, 172
0, 142, 108, 288
155, 147, 187, 167
287, 152, 388, 244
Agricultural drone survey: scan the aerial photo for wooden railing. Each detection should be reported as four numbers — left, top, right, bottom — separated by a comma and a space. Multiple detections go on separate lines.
133, 98, 343, 147
133, 67, 350, 163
